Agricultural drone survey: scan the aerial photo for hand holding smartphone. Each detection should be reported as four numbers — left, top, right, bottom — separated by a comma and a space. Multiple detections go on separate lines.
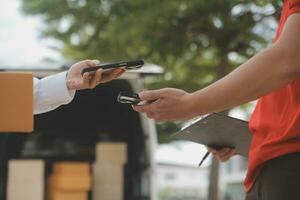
81, 59, 144, 75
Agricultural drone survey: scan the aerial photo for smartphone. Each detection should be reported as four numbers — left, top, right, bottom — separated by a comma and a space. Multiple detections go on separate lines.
81, 59, 144, 75
117, 92, 142, 105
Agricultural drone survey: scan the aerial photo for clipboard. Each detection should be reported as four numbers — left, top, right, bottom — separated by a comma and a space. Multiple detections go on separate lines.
0, 72, 33, 132
172, 113, 252, 157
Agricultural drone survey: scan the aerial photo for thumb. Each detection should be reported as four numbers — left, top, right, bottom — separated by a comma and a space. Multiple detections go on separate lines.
139, 89, 163, 101
92, 59, 101, 65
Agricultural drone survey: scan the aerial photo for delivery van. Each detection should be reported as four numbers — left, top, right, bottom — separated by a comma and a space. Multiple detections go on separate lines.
0, 65, 161, 200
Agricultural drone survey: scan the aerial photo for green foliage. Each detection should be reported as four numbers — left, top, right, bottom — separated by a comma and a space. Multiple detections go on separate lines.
22, 0, 280, 143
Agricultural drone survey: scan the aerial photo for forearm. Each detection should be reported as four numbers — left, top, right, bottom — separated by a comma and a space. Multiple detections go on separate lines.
133, 14, 300, 122
189, 13, 300, 116
190, 44, 298, 116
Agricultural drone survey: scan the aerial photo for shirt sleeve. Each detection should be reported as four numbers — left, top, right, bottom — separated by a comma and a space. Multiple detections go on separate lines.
288, 0, 300, 16
34, 71, 76, 115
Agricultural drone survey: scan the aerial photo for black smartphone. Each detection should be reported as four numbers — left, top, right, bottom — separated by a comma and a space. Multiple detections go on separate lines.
81, 59, 144, 75
117, 92, 142, 105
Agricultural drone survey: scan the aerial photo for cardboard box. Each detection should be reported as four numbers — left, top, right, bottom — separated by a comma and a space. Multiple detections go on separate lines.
7, 160, 44, 200
48, 174, 92, 192
92, 163, 124, 200
8, 183, 44, 200
53, 162, 90, 175
0, 72, 33, 132
48, 190, 87, 200
95, 142, 127, 164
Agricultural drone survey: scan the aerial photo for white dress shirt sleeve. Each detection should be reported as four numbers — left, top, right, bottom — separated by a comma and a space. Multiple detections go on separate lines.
33, 71, 76, 115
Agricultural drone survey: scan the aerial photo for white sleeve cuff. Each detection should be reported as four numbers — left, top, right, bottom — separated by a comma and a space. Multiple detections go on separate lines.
38, 71, 76, 106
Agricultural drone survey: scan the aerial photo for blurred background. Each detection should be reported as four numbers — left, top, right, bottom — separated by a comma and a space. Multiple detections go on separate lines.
0, 0, 282, 200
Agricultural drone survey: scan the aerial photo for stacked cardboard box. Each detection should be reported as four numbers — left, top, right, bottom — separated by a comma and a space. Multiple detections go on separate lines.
93, 142, 127, 200
48, 162, 91, 200
7, 159, 45, 200
0, 72, 33, 132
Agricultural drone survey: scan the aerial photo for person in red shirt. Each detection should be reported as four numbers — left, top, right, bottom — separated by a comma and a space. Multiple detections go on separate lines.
133, 0, 300, 199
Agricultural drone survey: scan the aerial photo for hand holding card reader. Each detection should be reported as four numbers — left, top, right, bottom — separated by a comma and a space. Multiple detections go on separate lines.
117, 92, 142, 105
81, 59, 144, 75
117, 91, 157, 105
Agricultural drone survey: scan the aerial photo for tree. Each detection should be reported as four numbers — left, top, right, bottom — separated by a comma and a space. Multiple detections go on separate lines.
21, 0, 280, 199
22, 0, 276, 90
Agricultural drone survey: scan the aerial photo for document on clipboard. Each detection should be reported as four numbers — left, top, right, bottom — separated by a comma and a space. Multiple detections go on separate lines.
172, 113, 252, 157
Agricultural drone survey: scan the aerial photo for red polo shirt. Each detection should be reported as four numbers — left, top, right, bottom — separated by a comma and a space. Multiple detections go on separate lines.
244, 0, 300, 192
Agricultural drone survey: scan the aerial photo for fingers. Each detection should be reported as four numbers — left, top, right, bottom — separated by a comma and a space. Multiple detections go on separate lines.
95, 68, 103, 82
132, 90, 164, 112
116, 68, 126, 77
101, 68, 124, 82
216, 148, 234, 159
219, 149, 236, 161
133, 99, 167, 122
92, 59, 100, 65
139, 89, 165, 101
89, 69, 103, 88
86, 59, 99, 67
132, 103, 152, 113
206, 147, 218, 154
69, 59, 125, 90
207, 147, 236, 162
146, 112, 155, 119
87, 68, 124, 88
82, 72, 91, 87
132, 99, 159, 113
